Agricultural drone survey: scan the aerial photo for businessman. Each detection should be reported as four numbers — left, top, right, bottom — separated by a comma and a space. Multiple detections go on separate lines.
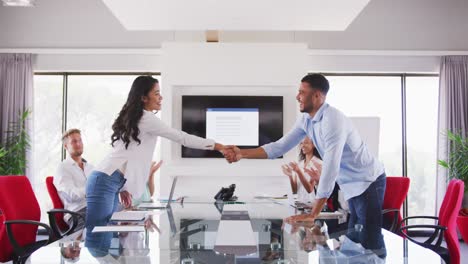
54, 128, 95, 229
223, 74, 387, 258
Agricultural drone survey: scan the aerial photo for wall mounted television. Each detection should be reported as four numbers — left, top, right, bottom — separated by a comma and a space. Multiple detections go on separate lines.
181, 95, 283, 158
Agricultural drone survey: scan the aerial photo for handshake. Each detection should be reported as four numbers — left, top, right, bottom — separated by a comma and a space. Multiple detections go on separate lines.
214, 143, 265, 163
218, 145, 242, 163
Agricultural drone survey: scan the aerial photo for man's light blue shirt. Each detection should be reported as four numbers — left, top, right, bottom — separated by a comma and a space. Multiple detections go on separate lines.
262, 103, 385, 200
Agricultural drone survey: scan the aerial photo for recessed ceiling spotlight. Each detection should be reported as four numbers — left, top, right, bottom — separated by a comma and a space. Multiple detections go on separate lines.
2, 0, 35, 7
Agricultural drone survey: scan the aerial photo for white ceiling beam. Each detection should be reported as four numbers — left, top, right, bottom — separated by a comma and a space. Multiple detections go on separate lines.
101, 0, 371, 31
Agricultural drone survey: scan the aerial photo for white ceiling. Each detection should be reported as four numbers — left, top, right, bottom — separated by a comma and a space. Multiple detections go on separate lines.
101, 0, 370, 31
0, 0, 468, 51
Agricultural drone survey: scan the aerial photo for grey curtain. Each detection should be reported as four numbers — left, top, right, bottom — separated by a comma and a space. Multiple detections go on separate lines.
0, 53, 34, 177
436, 55, 468, 209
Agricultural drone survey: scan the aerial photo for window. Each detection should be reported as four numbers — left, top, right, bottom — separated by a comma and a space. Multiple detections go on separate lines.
324, 74, 439, 218
66, 75, 142, 165
32, 75, 64, 219
406, 76, 439, 218
32, 73, 160, 222
325, 76, 403, 176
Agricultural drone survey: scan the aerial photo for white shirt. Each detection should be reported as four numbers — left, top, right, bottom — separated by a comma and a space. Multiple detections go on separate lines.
95, 110, 215, 198
296, 157, 322, 204
54, 157, 94, 221
296, 157, 349, 223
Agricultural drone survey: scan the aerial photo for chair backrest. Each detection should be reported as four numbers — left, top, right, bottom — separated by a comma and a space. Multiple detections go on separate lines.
382, 176, 410, 228
438, 180, 456, 225
439, 179, 464, 264
45, 176, 69, 231
0, 176, 41, 262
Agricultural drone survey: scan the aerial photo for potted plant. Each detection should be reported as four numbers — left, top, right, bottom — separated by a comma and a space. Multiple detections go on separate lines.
0, 110, 31, 175
0, 147, 6, 159
438, 130, 468, 243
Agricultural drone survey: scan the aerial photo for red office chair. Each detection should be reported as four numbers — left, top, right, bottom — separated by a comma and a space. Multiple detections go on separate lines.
0, 175, 53, 264
45, 176, 84, 239
382, 176, 410, 233
399, 179, 464, 264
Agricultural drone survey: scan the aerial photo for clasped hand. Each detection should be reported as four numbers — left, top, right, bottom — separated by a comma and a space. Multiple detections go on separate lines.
219, 145, 242, 163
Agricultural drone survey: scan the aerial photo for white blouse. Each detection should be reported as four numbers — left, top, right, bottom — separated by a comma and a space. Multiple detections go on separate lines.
296, 157, 322, 204
95, 110, 215, 198
295, 157, 349, 222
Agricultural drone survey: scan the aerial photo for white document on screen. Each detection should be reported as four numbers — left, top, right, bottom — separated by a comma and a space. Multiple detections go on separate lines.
206, 108, 259, 146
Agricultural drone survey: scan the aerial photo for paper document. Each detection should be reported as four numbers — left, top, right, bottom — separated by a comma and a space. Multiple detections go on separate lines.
254, 195, 287, 199
110, 211, 146, 221
144, 210, 165, 216
137, 202, 166, 209
92, 225, 145, 233
316, 211, 344, 219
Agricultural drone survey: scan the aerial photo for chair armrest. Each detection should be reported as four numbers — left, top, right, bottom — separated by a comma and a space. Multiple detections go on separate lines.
47, 209, 84, 238
382, 208, 401, 214
5, 220, 53, 257
400, 215, 439, 224
398, 215, 440, 237
400, 224, 447, 247
382, 209, 401, 233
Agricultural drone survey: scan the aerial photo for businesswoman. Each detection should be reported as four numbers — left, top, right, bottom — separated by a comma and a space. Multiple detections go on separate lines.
85, 76, 226, 254
282, 137, 323, 205
282, 137, 349, 231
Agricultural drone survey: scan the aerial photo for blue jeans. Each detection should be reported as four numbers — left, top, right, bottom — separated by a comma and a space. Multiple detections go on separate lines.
347, 173, 387, 258
85, 170, 126, 256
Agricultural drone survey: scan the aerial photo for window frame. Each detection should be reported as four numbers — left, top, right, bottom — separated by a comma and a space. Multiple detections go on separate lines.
320, 73, 439, 218
34, 72, 161, 160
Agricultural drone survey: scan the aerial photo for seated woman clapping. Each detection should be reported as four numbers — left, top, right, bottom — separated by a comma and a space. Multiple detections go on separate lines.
281, 137, 348, 214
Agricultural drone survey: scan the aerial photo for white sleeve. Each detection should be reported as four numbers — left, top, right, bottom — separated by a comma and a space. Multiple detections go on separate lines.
140, 113, 216, 150
54, 165, 85, 203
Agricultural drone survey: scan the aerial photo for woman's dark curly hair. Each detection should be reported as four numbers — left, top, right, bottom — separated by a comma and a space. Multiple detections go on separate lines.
111, 76, 158, 149
298, 137, 322, 161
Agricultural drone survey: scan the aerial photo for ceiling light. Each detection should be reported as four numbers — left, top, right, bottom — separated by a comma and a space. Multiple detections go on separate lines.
2, 0, 35, 7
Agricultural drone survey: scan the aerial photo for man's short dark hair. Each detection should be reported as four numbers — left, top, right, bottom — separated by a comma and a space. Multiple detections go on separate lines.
301, 74, 329, 95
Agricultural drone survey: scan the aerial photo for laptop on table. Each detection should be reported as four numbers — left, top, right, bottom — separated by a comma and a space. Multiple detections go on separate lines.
137, 176, 178, 209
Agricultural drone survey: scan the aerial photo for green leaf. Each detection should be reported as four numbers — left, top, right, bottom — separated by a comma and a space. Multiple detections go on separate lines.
0, 109, 31, 175
441, 130, 468, 191
438, 160, 449, 168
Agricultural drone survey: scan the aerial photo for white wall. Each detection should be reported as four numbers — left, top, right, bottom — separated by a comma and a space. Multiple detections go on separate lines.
30, 51, 441, 73
34, 53, 162, 72
308, 55, 440, 73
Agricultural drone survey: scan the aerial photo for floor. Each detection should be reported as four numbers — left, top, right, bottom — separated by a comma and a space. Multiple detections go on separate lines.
414, 237, 468, 263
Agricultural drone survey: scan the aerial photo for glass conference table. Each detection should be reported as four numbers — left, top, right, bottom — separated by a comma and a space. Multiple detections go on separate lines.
29, 198, 443, 264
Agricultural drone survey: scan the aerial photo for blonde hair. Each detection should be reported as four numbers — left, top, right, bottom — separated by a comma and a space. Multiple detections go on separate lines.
62, 128, 81, 144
